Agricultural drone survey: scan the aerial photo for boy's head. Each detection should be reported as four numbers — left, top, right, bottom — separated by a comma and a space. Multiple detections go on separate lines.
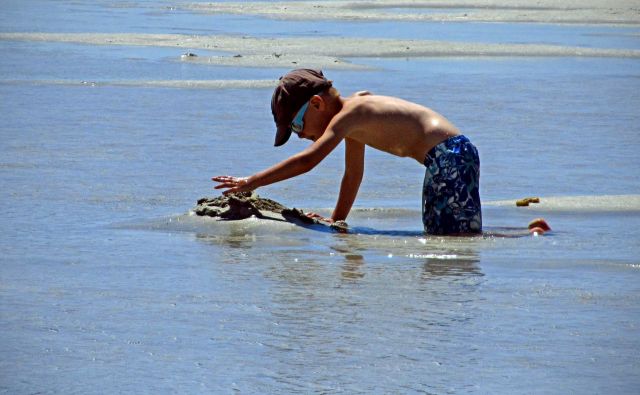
271, 69, 333, 146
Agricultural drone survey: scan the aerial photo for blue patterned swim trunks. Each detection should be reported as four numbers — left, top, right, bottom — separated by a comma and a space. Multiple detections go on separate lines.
422, 135, 482, 235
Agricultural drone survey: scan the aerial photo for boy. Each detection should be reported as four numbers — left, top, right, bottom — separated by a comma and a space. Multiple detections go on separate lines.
213, 69, 481, 235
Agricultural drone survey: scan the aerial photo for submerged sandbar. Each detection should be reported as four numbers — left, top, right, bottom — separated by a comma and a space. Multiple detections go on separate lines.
484, 194, 640, 212
1, 32, 639, 71
185, 0, 640, 26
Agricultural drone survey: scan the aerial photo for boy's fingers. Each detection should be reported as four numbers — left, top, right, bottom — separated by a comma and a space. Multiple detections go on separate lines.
213, 180, 236, 189
214, 183, 240, 190
212, 175, 231, 182
211, 176, 247, 184
211, 176, 250, 196
305, 212, 333, 223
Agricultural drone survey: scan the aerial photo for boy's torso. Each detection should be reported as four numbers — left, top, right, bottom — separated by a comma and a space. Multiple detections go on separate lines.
340, 94, 460, 163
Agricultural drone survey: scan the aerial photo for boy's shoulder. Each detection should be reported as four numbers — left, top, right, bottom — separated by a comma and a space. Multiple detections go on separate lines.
338, 92, 375, 119
342, 91, 377, 110
349, 90, 372, 97
331, 92, 387, 133
341, 92, 393, 116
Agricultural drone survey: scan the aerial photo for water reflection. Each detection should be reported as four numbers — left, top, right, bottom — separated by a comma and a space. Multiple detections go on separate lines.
421, 255, 483, 280
187, 216, 488, 390
341, 254, 366, 280
329, 231, 485, 282
195, 231, 257, 249
258, 238, 484, 392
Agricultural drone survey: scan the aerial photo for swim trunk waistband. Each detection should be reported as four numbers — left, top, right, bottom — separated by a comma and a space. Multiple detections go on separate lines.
424, 135, 472, 167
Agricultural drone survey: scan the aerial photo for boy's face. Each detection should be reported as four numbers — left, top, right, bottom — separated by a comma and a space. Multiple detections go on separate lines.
292, 95, 331, 142
290, 101, 309, 137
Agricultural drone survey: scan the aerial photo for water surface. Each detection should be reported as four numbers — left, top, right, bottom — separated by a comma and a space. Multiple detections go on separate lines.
1, 1, 640, 394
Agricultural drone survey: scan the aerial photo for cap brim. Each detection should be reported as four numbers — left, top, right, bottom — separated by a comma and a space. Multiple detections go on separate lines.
274, 124, 292, 147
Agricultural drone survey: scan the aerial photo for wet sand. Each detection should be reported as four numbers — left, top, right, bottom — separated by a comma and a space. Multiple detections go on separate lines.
1, 32, 639, 71
185, 0, 640, 25
1, 78, 278, 89
484, 194, 640, 212
2, 0, 638, 71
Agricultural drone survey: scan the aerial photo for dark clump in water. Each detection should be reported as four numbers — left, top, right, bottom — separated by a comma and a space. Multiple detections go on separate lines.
193, 192, 349, 232
194, 191, 287, 220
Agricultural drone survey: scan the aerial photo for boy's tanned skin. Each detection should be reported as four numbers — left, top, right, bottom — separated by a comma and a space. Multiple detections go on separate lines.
213, 90, 461, 223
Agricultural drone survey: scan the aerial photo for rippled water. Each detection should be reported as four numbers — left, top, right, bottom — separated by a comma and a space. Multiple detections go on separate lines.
1, 1, 640, 394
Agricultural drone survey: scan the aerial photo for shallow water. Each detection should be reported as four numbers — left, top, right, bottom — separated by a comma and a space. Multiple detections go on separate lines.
1, 1, 640, 394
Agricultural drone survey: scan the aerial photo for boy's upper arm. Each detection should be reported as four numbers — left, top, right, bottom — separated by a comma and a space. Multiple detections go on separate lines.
298, 108, 359, 168
344, 137, 365, 179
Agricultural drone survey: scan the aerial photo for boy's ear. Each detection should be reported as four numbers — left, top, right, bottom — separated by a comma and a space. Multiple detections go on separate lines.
309, 95, 325, 111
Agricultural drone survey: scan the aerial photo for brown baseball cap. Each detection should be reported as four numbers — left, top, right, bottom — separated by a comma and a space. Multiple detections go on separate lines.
271, 69, 332, 146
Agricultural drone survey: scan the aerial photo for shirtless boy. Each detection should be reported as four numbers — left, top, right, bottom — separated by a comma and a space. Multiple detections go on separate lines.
213, 69, 482, 235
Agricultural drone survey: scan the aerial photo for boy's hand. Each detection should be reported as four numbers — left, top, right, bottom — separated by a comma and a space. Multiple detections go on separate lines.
212, 176, 251, 195
305, 212, 334, 224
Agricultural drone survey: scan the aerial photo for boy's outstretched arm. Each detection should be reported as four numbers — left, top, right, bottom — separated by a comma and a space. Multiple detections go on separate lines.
331, 137, 364, 222
212, 127, 345, 194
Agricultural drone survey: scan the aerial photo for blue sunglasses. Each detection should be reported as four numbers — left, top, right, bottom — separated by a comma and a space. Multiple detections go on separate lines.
290, 101, 310, 135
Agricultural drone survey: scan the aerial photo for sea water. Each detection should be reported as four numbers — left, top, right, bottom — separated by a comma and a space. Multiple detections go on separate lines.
1, 1, 640, 394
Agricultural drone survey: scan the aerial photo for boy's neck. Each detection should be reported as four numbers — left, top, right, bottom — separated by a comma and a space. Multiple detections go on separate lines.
329, 94, 344, 116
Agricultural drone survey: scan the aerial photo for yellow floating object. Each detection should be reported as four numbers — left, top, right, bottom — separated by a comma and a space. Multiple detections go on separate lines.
516, 197, 541, 207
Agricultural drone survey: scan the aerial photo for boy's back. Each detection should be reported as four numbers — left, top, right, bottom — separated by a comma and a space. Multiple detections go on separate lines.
338, 94, 461, 163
